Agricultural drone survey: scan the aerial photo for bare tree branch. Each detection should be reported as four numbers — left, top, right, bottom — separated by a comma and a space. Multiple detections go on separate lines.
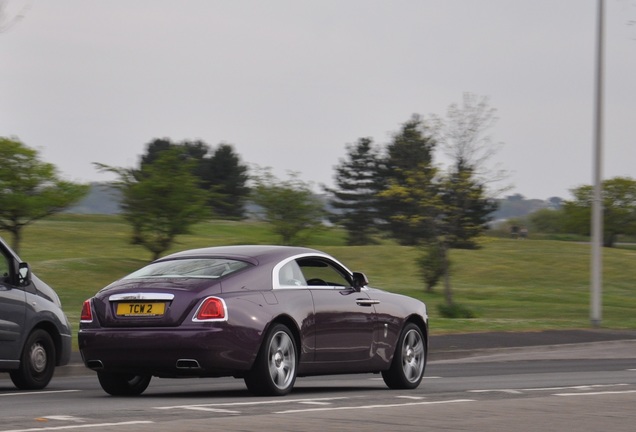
0, 0, 32, 33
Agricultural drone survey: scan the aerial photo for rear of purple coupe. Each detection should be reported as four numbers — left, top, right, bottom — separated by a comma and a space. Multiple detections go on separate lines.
78, 245, 428, 396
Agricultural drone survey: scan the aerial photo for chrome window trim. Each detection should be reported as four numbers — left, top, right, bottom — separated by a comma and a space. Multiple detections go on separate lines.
272, 253, 353, 291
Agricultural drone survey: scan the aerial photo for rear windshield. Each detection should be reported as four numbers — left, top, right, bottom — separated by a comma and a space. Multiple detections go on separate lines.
123, 258, 251, 280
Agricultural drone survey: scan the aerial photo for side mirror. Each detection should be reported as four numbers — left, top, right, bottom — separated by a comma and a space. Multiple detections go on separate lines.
18, 262, 31, 286
351, 272, 369, 291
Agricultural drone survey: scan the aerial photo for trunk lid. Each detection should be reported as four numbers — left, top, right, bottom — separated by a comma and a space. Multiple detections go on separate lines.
92, 278, 221, 328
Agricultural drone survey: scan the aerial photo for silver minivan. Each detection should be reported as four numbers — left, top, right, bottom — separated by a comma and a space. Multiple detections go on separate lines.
0, 236, 71, 389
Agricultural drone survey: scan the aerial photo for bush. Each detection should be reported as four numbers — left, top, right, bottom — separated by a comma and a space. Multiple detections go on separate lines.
438, 303, 476, 318
416, 243, 445, 292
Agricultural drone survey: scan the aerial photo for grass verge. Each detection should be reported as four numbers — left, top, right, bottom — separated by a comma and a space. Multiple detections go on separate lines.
10, 215, 636, 349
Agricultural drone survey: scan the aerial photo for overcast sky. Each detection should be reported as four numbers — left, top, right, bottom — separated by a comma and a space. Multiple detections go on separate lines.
2, 0, 635, 200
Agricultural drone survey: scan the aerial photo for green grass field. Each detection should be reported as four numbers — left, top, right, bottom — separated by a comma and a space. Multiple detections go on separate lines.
11, 215, 636, 349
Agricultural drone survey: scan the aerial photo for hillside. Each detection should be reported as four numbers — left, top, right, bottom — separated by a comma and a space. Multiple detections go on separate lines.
16, 215, 636, 347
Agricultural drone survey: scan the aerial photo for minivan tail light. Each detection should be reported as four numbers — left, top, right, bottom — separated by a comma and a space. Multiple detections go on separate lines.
81, 299, 93, 322
194, 297, 227, 321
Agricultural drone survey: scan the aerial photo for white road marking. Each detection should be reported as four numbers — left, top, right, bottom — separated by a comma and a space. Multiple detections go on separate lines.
555, 390, 636, 397
0, 390, 80, 398
1, 421, 153, 432
155, 396, 350, 411
396, 395, 426, 400
469, 383, 629, 394
468, 389, 523, 394
273, 399, 475, 414
171, 406, 240, 414
370, 376, 440, 380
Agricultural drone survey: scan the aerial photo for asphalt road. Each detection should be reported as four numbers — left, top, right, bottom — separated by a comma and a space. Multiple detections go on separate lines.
1, 329, 636, 432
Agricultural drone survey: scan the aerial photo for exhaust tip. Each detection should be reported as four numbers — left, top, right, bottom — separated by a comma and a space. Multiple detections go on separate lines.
176, 359, 201, 369
86, 360, 104, 370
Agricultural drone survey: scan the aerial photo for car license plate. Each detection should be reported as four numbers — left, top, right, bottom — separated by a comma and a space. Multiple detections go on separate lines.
116, 302, 166, 317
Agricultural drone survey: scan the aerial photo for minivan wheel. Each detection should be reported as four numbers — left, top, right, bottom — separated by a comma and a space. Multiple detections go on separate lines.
10, 329, 56, 390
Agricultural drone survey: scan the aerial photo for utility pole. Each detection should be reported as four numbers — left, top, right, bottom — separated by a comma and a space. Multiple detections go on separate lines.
590, 0, 604, 327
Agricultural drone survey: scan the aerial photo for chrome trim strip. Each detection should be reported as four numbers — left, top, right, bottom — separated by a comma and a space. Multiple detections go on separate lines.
108, 293, 175, 302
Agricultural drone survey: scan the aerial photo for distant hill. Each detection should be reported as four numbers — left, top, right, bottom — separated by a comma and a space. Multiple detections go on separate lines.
66, 183, 121, 214
66, 183, 562, 221
491, 194, 563, 221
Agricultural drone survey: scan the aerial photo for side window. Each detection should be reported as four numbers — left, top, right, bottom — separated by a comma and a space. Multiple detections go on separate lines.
0, 251, 11, 284
278, 261, 306, 287
298, 258, 350, 287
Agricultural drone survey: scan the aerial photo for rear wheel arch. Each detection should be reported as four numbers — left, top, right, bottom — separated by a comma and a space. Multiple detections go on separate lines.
244, 321, 299, 396
32, 322, 64, 366
264, 315, 301, 353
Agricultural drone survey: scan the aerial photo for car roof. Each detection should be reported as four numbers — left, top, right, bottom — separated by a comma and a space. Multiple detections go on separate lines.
159, 245, 324, 266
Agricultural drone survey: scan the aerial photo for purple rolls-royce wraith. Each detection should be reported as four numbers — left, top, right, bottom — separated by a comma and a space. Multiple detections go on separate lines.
78, 245, 428, 396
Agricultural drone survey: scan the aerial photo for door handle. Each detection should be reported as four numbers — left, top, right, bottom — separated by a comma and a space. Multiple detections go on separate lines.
356, 299, 380, 307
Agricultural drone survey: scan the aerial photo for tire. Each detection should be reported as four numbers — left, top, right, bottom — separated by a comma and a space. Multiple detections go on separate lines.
382, 323, 426, 389
244, 323, 297, 396
10, 329, 56, 390
97, 372, 151, 396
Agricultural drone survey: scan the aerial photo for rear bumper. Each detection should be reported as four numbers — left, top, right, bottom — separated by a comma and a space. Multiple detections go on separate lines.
78, 326, 260, 377
58, 333, 72, 366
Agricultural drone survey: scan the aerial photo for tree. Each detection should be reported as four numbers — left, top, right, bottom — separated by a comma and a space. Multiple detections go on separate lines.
0, 1, 30, 33
378, 115, 437, 245
416, 242, 445, 293
324, 138, 383, 245
563, 177, 636, 247
378, 165, 448, 293
139, 138, 249, 219
202, 144, 250, 219
380, 164, 490, 314
430, 92, 508, 191
379, 98, 500, 314
528, 208, 566, 234
0, 137, 89, 254
97, 148, 209, 260
251, 168, 325, 245
140, 138, 208, 171
441, 161, 497, 249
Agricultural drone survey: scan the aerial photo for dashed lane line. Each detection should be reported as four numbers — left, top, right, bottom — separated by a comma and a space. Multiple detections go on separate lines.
0, 390, 80, 398
273, 399, 475, 414
468, 383, 630, 394
154, 396, 351, 412
1, 421, 153, 432
555, 390, 636, 397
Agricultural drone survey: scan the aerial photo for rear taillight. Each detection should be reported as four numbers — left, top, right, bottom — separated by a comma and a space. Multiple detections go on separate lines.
193, 297, 227, 321
80, 299, 93, 322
